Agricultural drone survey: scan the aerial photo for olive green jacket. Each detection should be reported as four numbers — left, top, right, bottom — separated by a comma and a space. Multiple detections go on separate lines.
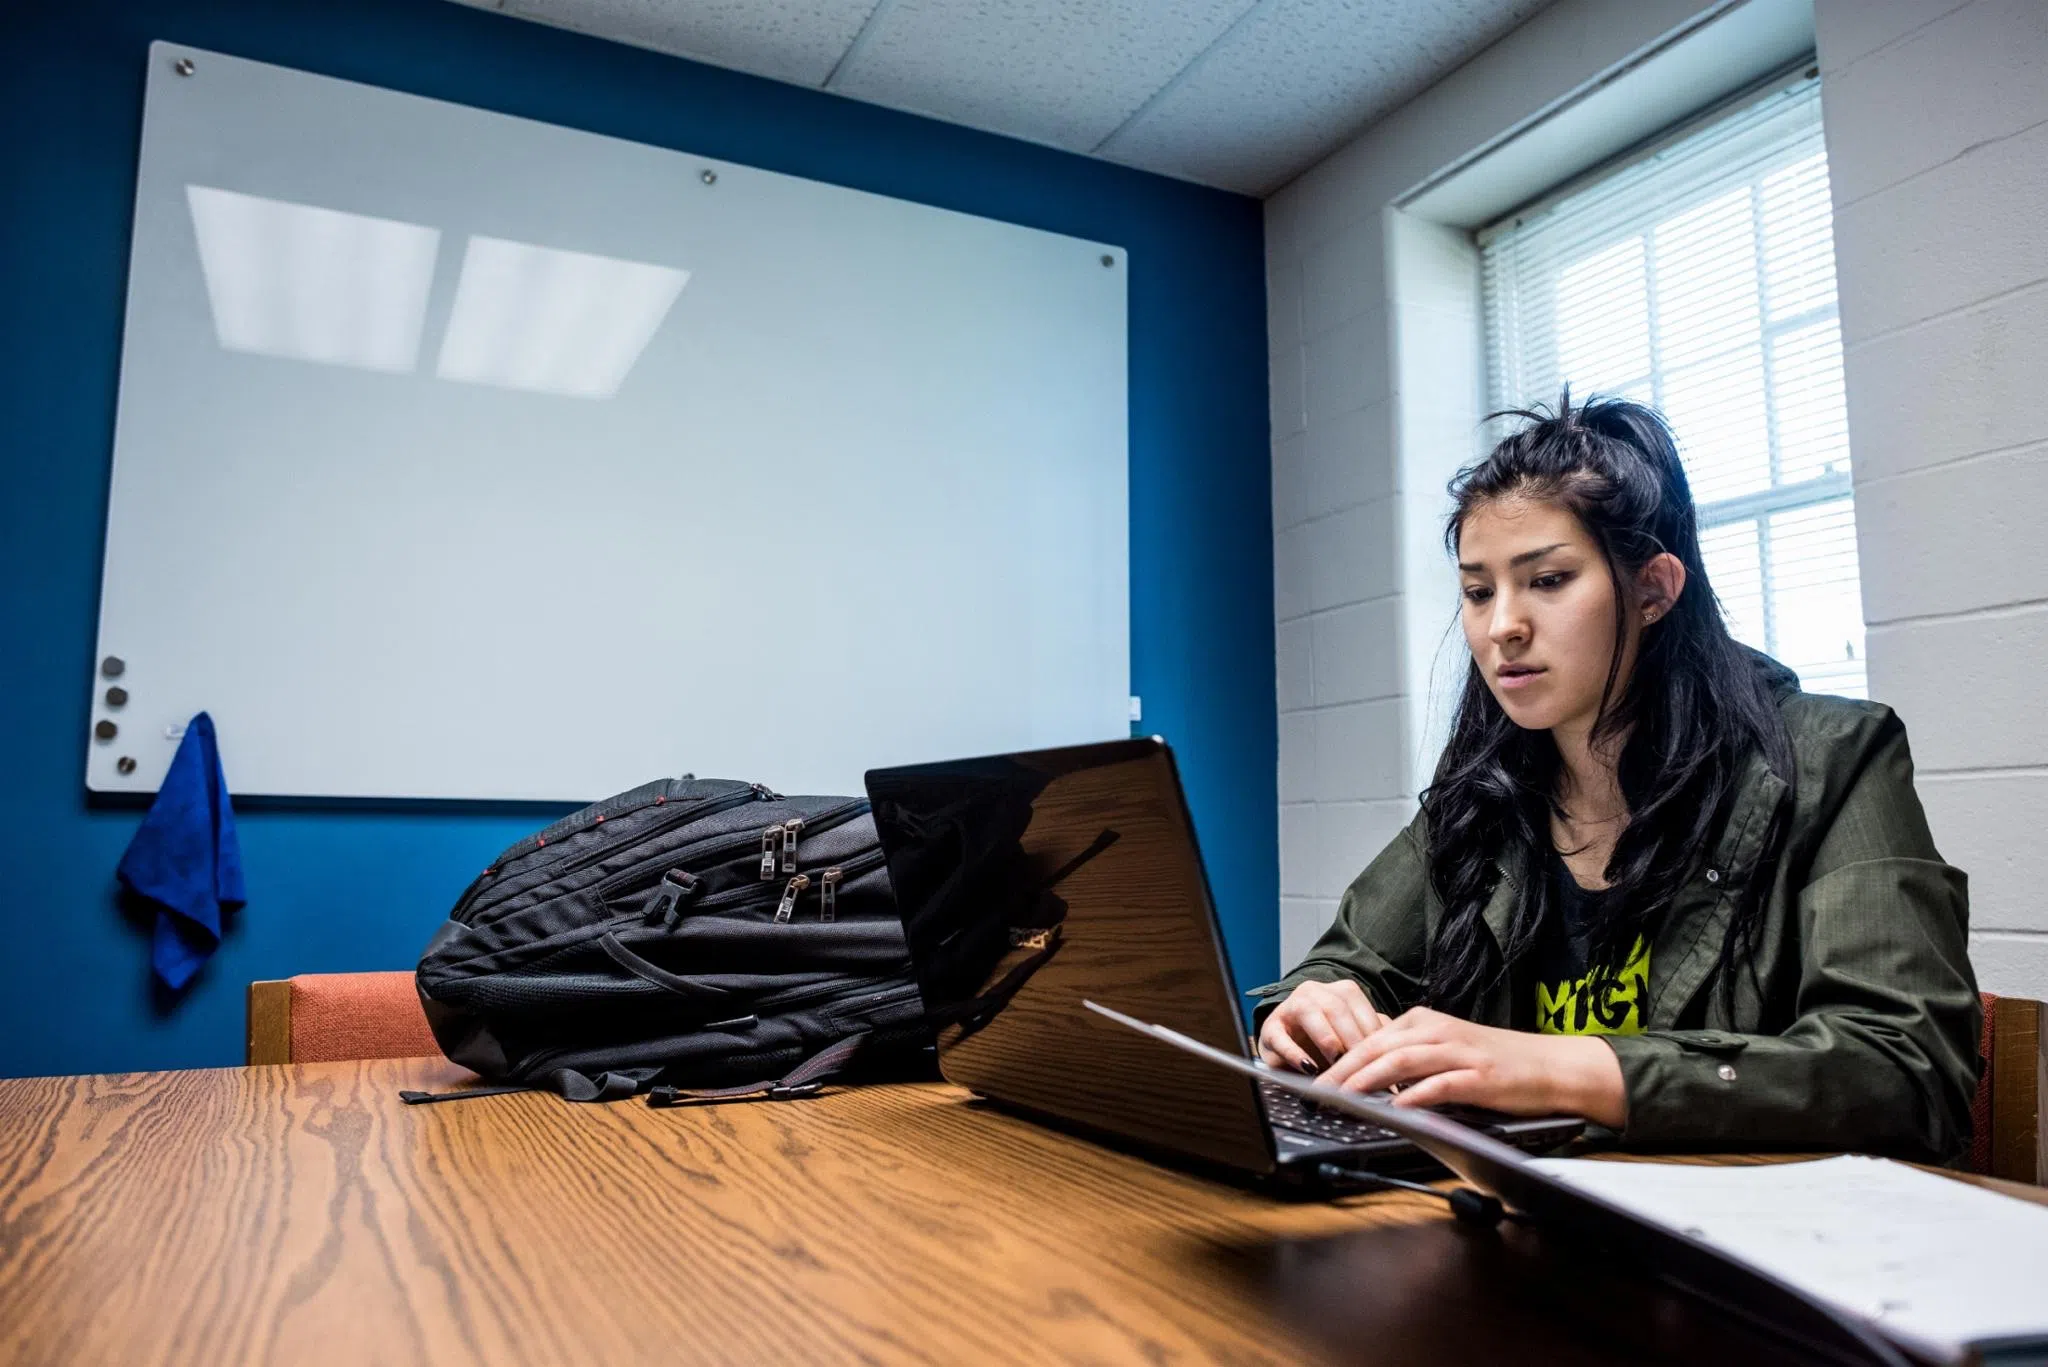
1250, 658, 1981, 1164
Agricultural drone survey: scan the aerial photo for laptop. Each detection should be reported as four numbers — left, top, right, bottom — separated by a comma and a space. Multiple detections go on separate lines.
863, 736, 1582, 1193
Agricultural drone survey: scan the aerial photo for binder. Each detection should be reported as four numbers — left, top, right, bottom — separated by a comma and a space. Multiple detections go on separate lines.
1085, 999, 2039, 1367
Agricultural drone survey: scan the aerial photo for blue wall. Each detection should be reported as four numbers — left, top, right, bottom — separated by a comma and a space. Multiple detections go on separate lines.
0, 0, 1275, 1077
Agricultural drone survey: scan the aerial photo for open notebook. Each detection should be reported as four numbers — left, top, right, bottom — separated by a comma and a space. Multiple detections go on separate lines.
1086, 1000, 2048, 1367
1531, 1155, 2048, 1364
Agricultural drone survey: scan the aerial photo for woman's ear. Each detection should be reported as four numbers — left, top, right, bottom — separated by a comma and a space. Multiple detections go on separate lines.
1636, 552, 1687, 625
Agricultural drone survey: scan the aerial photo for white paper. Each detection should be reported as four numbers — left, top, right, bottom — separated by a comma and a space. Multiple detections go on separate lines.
1530, 1154, 2048, 1356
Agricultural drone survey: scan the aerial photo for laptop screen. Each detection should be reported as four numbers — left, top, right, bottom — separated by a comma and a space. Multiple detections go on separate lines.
864, 738, 1277, 1175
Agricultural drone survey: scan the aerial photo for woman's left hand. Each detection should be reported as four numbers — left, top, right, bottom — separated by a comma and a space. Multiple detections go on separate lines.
1315, 1007, 1628, 1129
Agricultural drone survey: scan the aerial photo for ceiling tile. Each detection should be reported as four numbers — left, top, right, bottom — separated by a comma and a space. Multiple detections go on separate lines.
500, 0, 884, 88
1098, 0, 1552, 194
831, 0, 1255, 153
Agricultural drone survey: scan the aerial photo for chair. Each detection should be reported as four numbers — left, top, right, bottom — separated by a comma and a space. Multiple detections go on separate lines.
246, 972, 442, 1065
1970, 992, 2046, 1184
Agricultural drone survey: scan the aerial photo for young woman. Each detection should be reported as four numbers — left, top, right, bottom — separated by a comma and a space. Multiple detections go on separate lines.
1251, 395, 1980, 1163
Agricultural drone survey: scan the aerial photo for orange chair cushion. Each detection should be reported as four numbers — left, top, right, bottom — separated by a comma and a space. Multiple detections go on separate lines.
288, 972, 442, 1064
1969, 991, 1997, 1174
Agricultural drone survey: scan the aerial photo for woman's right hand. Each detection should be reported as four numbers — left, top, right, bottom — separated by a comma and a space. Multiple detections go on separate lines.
1256, 978, 1389, 1073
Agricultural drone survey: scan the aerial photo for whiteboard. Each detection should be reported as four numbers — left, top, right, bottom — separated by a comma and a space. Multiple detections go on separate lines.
92, 43, 1129, 801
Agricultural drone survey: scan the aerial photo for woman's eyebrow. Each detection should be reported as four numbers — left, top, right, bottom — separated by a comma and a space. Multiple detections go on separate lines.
1457, 541, 1567, 573
1508, 541, 1569, 567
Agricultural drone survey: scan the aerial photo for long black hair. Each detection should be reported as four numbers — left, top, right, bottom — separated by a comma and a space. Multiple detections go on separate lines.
1421, 393, 1794, 1015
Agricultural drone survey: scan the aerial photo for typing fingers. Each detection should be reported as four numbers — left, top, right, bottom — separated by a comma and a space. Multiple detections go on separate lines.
1317, 1007, 1430, 1074
1324, 1041, 1472, 1094
1333, 985, 1387, 1043
1261, 981, 1391, 1073
1257, 1015, 1318, 1072
1380, 1070, 1480, 1109
1288, 1004, 1353, 1068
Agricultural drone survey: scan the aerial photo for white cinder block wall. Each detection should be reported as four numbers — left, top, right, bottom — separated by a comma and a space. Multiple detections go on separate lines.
1269, 0, 2048, 999
1268, 0, 1738, 966
1815, 0, 2048, 998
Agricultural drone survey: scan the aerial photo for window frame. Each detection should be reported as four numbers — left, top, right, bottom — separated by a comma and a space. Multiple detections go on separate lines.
1476, 70, 1865, 694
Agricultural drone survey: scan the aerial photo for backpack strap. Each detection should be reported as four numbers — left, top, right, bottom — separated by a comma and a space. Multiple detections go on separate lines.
401, 1033, 873, 1109
399, 1082, 533, 1106
644, 1031, 870, 1108
399, 1064, 660, 1105
545, 1066, 663, 1101
597, 934, 734, 1008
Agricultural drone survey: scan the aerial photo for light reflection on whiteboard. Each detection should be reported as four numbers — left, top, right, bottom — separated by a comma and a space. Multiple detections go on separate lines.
185, 186, 688, 400
436, 235, 689, 400
186, 185, 439, 373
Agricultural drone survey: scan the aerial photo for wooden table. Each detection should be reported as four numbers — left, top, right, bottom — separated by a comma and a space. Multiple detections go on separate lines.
0, 1058, 2037, 1365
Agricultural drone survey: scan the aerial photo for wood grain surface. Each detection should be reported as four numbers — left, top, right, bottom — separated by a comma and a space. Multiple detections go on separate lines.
0, 1060, 2036, 1366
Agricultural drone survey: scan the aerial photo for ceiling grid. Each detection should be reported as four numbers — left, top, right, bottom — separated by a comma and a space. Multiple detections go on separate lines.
453, 0, 1554, 195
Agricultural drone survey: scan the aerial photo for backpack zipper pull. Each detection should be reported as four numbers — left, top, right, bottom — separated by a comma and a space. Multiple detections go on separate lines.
774, 873, 811, 924
760, 824, 783, 880
781, 818, 805, 873
820, 866, 842, 922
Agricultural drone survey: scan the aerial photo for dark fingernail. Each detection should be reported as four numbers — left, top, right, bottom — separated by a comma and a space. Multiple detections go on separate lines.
1295, 1058, 1319, 1075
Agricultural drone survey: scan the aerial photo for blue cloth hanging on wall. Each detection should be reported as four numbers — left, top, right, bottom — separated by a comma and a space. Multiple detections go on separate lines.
117, 712, 245, 989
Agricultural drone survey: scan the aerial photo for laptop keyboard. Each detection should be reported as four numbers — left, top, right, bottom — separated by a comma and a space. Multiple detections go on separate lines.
1259, 1081, 1399, 1145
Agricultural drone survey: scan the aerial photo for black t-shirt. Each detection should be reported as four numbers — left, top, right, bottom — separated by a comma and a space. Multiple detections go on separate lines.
1527, 847, 1649, 1036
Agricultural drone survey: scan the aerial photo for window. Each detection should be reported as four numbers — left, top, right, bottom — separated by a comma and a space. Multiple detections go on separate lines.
1480, 77, 1865, 698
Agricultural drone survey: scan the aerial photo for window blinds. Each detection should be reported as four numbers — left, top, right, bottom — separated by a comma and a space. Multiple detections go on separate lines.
1480, 77, 1866, 698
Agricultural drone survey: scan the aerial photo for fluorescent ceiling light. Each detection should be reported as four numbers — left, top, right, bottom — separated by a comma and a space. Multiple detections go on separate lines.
435, 236, 689, 399
185, 185, 440, 373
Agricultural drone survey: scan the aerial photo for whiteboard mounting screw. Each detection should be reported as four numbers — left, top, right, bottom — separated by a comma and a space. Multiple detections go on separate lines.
700, 169, 717, 185
174, 58, 195, 76
1101, 255, 1114, 268
116, 756, 137, 775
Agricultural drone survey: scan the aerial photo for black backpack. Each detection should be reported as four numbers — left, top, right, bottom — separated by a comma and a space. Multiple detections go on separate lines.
412, 776, 930, 1104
